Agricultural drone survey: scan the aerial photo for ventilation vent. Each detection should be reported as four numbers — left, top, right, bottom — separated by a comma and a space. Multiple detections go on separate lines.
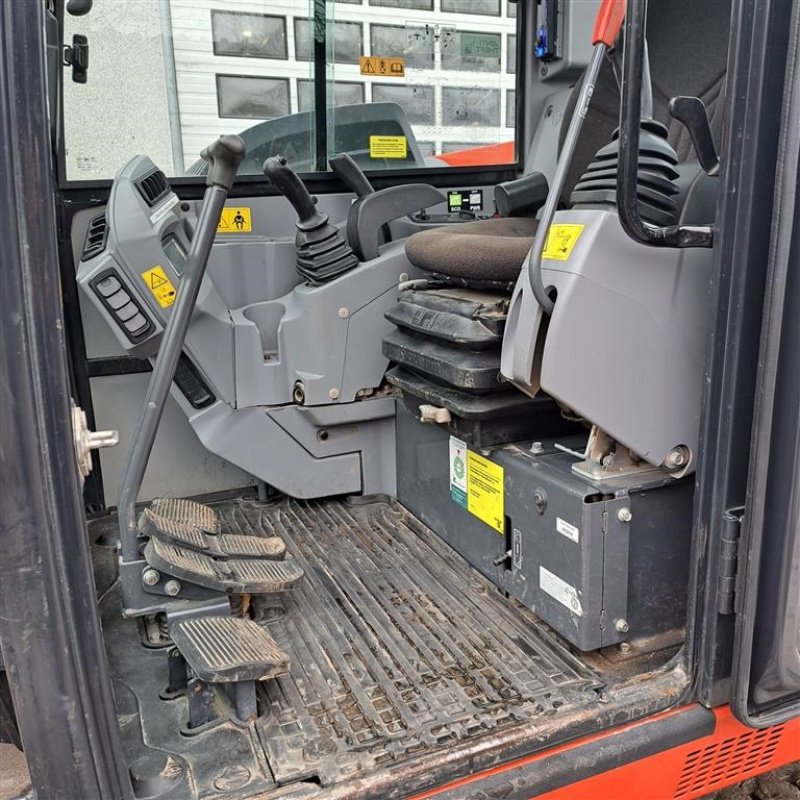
136, 169, 170, 207
571, 119, 680, 227
81, 213, 108, 261
673, 725, 785, 799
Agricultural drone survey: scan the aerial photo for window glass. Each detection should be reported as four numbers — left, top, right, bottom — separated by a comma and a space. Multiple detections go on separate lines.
442, 31, 502, 72
371, 84, 434, 124
298, 80, 365, 111
369, 0, 433, 9
211, 11, 287, 59
506, 88, 516, 128
507, 33, 517, 73
216, 75, 290, 119
294, 18, 362, 64
442, 87, 500, 126
507, 1, 517, 18
370, 24, 435, 70
62, 0, 519, 179
442, 0, 500, 17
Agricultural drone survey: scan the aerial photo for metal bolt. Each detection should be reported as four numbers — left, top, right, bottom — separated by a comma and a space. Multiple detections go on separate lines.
619, 641, 632, 654
398, 272, 409, 283
164, 580, 181, 597
328, 388, 340, 400
530, 441, 544, 454
338, 307, 349, 319
617, 507, 632, 523
615, 618, 630, 633
601, 452, 616, 469
142, 568, 160, 587
665, 445, 689, 470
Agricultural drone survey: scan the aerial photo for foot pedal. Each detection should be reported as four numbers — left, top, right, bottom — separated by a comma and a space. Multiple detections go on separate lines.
140, 507, 286, 560
144, 538, 304, 594
151, 497, 220, 533
171, 616, 289, 683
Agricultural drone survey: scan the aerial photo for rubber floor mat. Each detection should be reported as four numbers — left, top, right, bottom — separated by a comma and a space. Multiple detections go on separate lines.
211, 497, 604, 786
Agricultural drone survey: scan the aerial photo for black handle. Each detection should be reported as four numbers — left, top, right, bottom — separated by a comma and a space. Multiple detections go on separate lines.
201, 135, 246, 191
669, 96, 720, 176
263, 155, 326, 228
330, 153, 375, 198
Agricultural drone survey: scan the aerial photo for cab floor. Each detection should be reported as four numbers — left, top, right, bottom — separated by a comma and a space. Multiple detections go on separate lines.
95, 496, 604, 799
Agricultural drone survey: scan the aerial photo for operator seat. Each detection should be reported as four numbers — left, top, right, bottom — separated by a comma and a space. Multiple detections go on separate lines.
405, 0, 731, 284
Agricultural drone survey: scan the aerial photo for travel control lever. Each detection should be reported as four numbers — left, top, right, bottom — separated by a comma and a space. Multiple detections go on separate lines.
117, 135, 245, 555
330, 153, 374, 198
264, 155, 358, 284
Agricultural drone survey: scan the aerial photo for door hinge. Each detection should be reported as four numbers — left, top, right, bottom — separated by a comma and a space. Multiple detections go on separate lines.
716, 506, 745, 615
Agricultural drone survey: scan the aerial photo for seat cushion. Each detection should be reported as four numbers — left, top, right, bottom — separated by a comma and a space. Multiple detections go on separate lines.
405, 216, 539, 282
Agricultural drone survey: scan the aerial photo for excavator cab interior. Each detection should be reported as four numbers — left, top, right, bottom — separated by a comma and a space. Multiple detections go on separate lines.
19, 0, 794, 795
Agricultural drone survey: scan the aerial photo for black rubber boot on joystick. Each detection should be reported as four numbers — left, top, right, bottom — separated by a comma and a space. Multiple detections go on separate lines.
264, 155, 359, 284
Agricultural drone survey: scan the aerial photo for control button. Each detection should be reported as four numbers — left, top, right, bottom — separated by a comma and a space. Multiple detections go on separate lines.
95, 275, 121, 297
123, 313, 148, 333
106, 290, 131, 310
116, 302, 139, 322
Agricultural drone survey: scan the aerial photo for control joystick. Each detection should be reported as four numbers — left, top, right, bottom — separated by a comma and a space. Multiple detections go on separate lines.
263, 155, 359, 284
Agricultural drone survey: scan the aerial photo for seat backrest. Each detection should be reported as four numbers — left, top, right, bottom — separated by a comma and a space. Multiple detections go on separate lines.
558, 0, 732, 201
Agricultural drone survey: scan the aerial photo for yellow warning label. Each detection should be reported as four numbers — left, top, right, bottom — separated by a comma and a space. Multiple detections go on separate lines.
360, 55, 405, 77
369, 135, 407, 159
542, 224, 585, 261
141, 265, 177, 309
466, 451, 505, 534
217, 207, 252, 233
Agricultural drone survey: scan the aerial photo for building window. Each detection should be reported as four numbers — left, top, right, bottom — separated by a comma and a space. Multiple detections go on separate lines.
442, 0, 500, 16
371, 84, 435, 124
442, 87, 500, 126
507, 1, 517, 17
294, 18, 363, 64
211, 11, 287, 60
506, 88, 516, 127
507, 34, 517, 73
216, 74, 290, 120
298, 80, 365, 112
370, 24, 435, 70
442, 31, 501, 72
368, 0, 433, 10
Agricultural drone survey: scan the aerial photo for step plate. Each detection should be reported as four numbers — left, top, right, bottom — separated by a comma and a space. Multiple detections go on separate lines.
140, 507, 286, 560
171, 616, 289, 683
144, 538, 303, 594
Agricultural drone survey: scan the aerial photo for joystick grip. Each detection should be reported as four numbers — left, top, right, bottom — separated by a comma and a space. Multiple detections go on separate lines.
201, 135, 246, 191
330, 153, 374, 199
263, 156, 324, 228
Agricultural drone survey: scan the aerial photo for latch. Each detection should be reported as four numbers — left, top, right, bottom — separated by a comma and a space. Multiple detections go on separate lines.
716, 506, 745, 615
63, 34, 89, 84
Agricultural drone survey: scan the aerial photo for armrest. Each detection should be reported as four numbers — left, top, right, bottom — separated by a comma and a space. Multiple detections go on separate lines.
347, 184, 446, 261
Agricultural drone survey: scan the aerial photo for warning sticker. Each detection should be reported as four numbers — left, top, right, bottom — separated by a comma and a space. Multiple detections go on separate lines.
360, 55, 405, 77
217, 207, 252, 233
540, 566, 583, 616
369, 135, 407, 159
542, 223, 585, 261
141, 265, 177, 309
467, 451, 504, 534
449, 436, 468, 507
